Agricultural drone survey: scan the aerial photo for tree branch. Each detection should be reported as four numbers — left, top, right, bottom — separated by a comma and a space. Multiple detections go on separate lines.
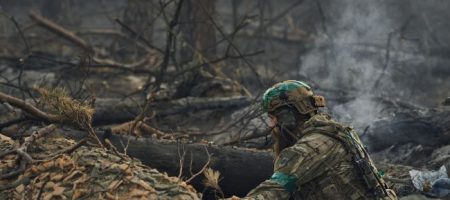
0, 92, 59, 122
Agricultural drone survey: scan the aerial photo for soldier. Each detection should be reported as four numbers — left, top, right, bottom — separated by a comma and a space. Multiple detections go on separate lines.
239, 80, 397, 200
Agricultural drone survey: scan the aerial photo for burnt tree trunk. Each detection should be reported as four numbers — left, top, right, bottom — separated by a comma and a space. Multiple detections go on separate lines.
92, 96, 253, 124
179, 0, 217, 63
0, 96, 252, 125
364, 108, 450, 152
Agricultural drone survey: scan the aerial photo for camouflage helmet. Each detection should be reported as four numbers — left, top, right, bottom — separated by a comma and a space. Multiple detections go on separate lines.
262, 80, 326, 114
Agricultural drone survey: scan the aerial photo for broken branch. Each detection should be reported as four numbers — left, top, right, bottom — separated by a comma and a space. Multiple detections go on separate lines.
0, 92, 59, 122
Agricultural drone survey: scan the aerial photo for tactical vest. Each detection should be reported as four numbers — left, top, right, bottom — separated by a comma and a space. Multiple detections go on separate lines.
294, 114, 397, 200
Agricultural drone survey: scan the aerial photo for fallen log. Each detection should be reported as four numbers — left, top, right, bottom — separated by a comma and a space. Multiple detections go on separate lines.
0, 95, 253, 126
364, 108, 450, 152
92, 96, 254, 125
364, 107, 450, 167
59, 129, 274, 197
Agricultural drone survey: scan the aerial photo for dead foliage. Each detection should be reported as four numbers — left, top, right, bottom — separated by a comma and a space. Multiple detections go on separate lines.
203, 168, 224, 199
0, 133, 201, 200
203, 168, 221, 190
36, 87, 94, 128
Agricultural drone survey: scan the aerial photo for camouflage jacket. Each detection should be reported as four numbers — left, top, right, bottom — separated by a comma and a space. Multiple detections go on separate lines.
243, 114, 397, 200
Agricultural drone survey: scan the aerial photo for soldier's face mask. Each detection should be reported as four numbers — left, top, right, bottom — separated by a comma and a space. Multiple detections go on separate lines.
269, 107, 303, 155
272, 107, 300, 131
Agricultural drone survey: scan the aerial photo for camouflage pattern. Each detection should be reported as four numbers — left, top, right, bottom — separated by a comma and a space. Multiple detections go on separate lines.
0, 134, 201, 200
262, 80, 325, 114
243, 114, 397, 200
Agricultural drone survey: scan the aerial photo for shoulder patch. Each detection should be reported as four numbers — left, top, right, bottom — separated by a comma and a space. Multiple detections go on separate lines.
270, 172, 298, 193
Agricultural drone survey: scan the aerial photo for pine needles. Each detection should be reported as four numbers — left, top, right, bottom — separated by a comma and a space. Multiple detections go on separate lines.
36, 87, 103, 147
37, 87, 94, 129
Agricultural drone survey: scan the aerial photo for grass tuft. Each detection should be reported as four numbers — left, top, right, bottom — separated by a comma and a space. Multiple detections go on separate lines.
37, 87, 94, 128
203, 167, 221, 190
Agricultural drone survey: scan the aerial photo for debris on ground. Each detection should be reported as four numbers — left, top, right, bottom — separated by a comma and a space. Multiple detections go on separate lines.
0, 133, 201, 200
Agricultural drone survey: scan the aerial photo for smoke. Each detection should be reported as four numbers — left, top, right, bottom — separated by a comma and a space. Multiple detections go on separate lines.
302, 0, 395, 89
299, 0, 397, 128
298, 0, 450, 132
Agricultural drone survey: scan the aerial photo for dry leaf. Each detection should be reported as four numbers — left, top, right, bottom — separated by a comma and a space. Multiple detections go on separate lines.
45, 181, 55, 189
129, 188, 149, 197
56, 156, 73, 169
137, 180, 155, 192
72, 189, 84, 200
107, 180, 122, 190
105, 192, 116, 199
42, 161, 54, 169
15, 184, 25, 193
51, 174, 64, 181
63, 170, 83, 183
43, 193, 53, 200
52, 185, 65, 196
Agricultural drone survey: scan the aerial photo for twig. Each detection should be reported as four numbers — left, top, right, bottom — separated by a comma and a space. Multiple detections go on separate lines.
8, 16, 31, 54
0, 13, 30, 90
255, 0, 306, 33
5, 53, 157, 76
36, 180, 49, 200
196, 1, 264, 87
313, 0, 326, 32
205, 100, 261, 136
129, 92, 156, 136
19, 124, 57, 153
29, 12, 94, 53
104, 138, 125, 160
373, 31, 394, 89
84, 124, 104, 148
8, 15, 31, 100
360, 125, 370, 137
0, 117, 28, 130
177, 142, 186, 178
130, 0, 184, 136
185, 146, 212, 183
172, 50, 264, 78
0, 176, 30, 191
110, 120, 165, 137
34, 137, 88, 160
29, 12, 152, 71
154, 0, 183, 90
0, 124, 57, 179
114, 18, 164, 53
0, 159, 27, 179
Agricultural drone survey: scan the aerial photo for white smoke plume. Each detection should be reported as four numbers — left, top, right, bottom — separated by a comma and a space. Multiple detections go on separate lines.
299, 0, 398, 129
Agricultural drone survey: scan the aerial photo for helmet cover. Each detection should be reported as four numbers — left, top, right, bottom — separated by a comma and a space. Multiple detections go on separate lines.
262, 80, 325, 114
